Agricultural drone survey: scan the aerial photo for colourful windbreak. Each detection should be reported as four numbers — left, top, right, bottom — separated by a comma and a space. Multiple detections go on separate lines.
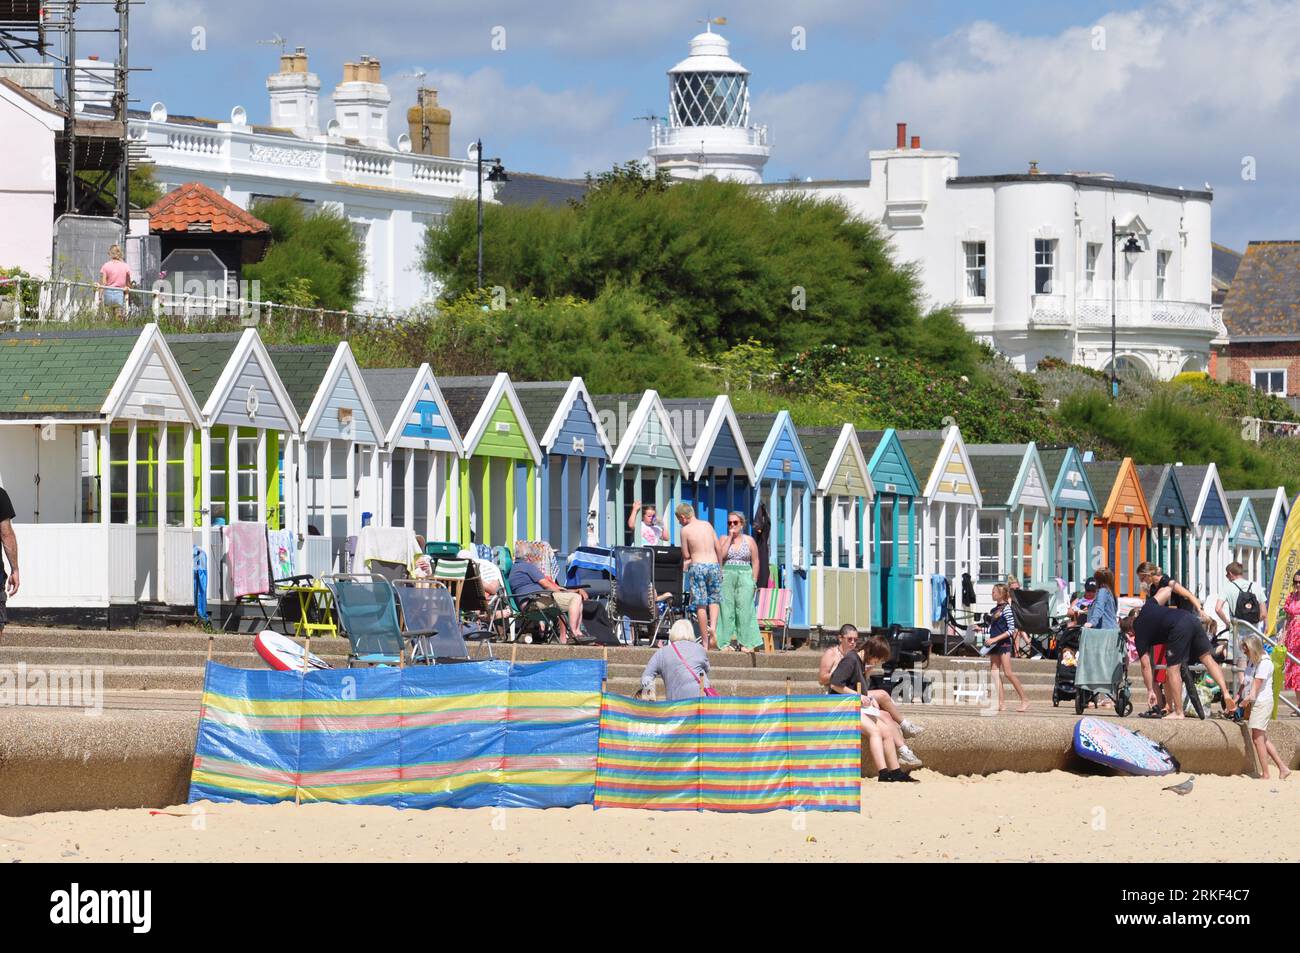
189, 659, 604, 809
594, 693, 861, 812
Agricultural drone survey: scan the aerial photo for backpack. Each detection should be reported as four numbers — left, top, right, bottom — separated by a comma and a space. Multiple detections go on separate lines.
1232, 581, 1261, 625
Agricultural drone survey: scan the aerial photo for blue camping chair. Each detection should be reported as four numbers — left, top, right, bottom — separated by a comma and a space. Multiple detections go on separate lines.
325, 574, 417, 667
395, 581, 493, 664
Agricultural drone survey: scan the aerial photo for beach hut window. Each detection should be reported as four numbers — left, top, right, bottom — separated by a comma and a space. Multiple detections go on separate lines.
108, 425, 187, 527
941, 504, 960, 580
978, 515, 1001, 582
412, 454, 430, 530
390, 453, 407, 525
235, 429, 259, 522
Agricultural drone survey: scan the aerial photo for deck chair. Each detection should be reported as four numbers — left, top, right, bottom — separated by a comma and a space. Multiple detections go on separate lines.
755, 587, 793, 652
611, 546, 672, 645
427, 557, 495, 647
492, 546, 573, 644
424, 540, 462, 560
325, 574, 409, 667
395, 580, 492, 664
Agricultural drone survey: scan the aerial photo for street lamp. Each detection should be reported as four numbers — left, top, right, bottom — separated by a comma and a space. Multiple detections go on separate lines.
475, 138, 508, 290
1110, 217, 1145, 399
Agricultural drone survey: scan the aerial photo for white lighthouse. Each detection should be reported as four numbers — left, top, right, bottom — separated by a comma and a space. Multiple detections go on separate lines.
646, 24, 770, 184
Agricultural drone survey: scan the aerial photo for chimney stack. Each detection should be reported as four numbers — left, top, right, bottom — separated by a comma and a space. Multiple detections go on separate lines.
910, 135, 920, 149
332, 54, 392, 149
896, 122, 907, 149
266, 45, 320, 139
407, 87, 452, 157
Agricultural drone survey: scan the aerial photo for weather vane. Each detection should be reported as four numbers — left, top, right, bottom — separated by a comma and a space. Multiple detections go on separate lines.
698, 15, 727, 31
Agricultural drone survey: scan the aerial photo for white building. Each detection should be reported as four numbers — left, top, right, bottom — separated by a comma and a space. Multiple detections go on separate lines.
0, 78, 62, 278
124, 49, 489, 313
645, 26, 770, 184
768, 123, 1217, 379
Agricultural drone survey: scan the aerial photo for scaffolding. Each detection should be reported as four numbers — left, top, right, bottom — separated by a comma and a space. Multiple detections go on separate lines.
0, 0, 136, 229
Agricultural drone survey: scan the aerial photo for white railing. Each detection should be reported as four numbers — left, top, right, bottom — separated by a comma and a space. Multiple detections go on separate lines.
343, 150, 393, 178
1076, 298, 1216, 333
167, 131, 225, 156
1029, 294, 1070, 328
650, 123, 769, 148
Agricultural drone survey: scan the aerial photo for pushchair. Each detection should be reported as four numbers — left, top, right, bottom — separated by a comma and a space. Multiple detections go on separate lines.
1050, 625, 1080, 706
1009, 587, 1054, 659
1073, 627, 1133, 717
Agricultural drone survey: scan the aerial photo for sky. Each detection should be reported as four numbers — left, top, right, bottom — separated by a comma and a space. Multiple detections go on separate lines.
102, 0, 1300, 251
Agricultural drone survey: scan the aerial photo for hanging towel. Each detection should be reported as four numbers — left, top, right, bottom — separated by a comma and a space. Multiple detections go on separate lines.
267, 528, 297, 580
192, 546, 209, 622
961, 572, 976, 607
355, 525, 422, 572
752, 502, 772, 588
224, 523, 269, 598
930, 574, 949, 623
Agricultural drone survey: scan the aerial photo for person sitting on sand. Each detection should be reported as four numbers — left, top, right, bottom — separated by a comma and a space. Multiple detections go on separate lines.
1132, 587, 1237, 721
828, 634, 917, 782
984, 583, 1029, 712
818, 623, 924, 767
1239, 634, 1290, 781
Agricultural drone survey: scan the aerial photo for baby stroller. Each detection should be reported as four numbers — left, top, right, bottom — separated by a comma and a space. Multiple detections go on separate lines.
1072, 627, 1133, 717
1050, 625, 1081, 707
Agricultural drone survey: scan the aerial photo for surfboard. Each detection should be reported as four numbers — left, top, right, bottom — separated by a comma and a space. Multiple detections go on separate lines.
1072, 716, 1179, 776
254, 631, 331, 672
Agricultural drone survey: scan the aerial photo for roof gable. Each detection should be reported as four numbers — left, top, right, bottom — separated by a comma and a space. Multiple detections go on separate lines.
596, 391, 690, 473
200, 329, 299, 432
1138, 464, 1191, 528
102, 324, 204, 426
516, 378, 612, 458
299, 342, 382, 444
146, 181, 271, 235
661, 396, 756, 482
1230, 496, 1264, 548
862, 428, 919, 496
456, 373, 542, 463
364, 365, 462, 454
905, 427, 981, 505
812, 425, 874, 498
745, 412, 810, 485
1042, 447, 1098, 512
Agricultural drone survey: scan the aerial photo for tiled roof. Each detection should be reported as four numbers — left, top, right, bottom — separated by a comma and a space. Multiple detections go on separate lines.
796, 426, 843, 478
437, 376, 496, 435
494, 172, 589, 208
660, 398, 714, 454
897, 430, 945, 481
147, 182, 271, 235
1039, 449, 1067, 485
1172, 464, 1210, 504
856, 429, 886, 459
267, 345, 336, 416
359, 367, 420, 435
735, 413, 777, 461
968, 445, 1029, 506
0, 329, 138, 416
1224, 489, 1282, 516
1221, 241, 1300, 340
1083, 460, 1122, 502
165, 332, 242, 406
512, 381, 572, 439
1212, 243, 1242, 295
1136, 464, 1168, 504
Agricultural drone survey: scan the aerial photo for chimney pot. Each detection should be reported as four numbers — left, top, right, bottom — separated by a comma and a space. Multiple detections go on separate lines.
896, 122, 907, 149
910, 135, 920, 149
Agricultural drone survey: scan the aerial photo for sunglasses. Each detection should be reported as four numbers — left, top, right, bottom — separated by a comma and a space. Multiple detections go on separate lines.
728, 520, 742, 526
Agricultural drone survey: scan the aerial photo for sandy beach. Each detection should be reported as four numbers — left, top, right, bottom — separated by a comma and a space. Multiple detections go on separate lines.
2, 770, 1295, 863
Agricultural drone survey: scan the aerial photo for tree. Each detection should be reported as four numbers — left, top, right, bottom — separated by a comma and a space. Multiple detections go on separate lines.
244, 198, 364, 311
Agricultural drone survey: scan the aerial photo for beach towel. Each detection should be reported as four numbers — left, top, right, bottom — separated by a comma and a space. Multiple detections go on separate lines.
1076, 627, 1124, 693
267, 528, 297, 580
930, 574, 949, 623
355, 525, 421, 572
192, 546, 209, 622
223, 522, 269, 598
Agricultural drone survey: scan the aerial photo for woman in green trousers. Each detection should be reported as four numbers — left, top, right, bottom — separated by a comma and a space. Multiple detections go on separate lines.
715, 511, 763, 652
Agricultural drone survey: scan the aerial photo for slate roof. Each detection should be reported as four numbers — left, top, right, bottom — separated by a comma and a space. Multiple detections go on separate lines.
897, 430, 946, 483
1221, 241, 1300, 341
147, 182, 271, 235
735, 413, 777, 462
1225, 489, 1284, 522
1083, 460, 1123, 503
512, 381, 572, 442
1039, 448, 1070, 486
266, 345, 336, 417
0, 328, 139, 416
660, 398, 716, 455
1172, 464, 1211, 507
436, 375, 496, 436
795, 427, 845, 480
1212, 243, 1243, 304
856, 429, 886, 460
494, 172, 589, 208
967, 445, 1029, 506
165, 332, 242, 407
1137, 464, 1169, 507
359, 367, 420, 435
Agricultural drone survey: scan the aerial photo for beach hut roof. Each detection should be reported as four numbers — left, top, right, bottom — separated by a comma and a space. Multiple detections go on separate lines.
267, 345, 338, 417
1083, 459, 1123, 502
967, 444, 1034, 508
796, 425, 873, 497
1226, 488, 1289, 544
436, 375, 496, 436
360, 367, 422, 435
1229, 495, 1265, 548
735, 412, 777, 462
361, 365, 463, 454
896, 430, 946, 484
170, 329, 300, 431
1040, 447, 1098, 513
514, 378, 613, 457
737, 411, 811, 485
438, 373, 540, 463
660, 396, 757, 482
1137, 464, 1190, 528
591, 391, 690, 473
0, 327, 142, 418
1173, 463, 1229, 526
164, 331, 242, 406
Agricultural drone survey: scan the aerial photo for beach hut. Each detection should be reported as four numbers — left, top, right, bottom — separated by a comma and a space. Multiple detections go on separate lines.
1226, 494, 1266, 586
0, 325, 203, 623
660, 397, 757, 536
736, 411, 813, 634
591, 391, 690, 547
270, 343, 384, 577
168, 330, 302, 598
1225, 488, 1290, 590
1172, 463, 1231, 603
361, 365, 463, 543
797, 425, 874, 635
438, 374, 542, 549
514, 378, 612, 553
1083, 458, 1152, 598
897, 426, 983, 630
1039, 447, 1098, 594
968, 443, 1054, 601
1138, 464, 1192, 584
857, 429, 919, 628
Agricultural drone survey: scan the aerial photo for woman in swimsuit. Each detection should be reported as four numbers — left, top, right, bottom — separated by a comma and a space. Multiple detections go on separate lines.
714, 511, 763, 652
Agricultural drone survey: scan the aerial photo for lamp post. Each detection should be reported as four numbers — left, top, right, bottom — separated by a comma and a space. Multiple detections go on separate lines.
1110, 216, 1145, 400
475, 139, 508, 290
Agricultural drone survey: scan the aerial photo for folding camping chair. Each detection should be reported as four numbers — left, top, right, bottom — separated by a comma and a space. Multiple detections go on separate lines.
220, 524, 314, 634
755, 587, 793, 652
1010, 587, 1053, 659
490, 546, 574, 644
565, 545, 616, 599
394, 580, 492, 664
611, 546, 674, 645
325, 573, 418, 667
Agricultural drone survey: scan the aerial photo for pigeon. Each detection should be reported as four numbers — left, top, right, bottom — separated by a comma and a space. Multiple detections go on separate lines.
1162, 775, 1195, 795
